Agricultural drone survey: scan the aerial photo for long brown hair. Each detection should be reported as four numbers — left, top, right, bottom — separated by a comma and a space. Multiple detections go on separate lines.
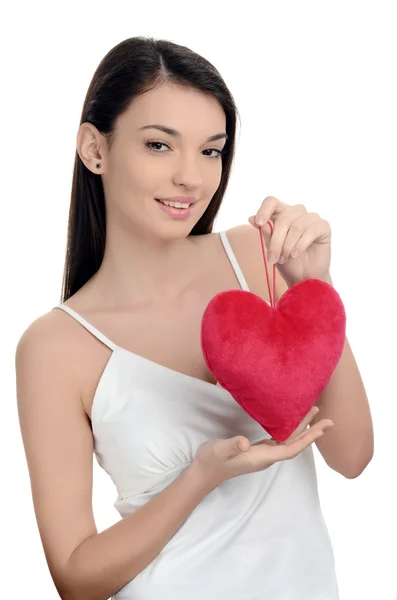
61, 36, 240, 302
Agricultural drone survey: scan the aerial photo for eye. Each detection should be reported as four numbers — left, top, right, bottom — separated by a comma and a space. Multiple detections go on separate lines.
202, 148, 225, 159
145, 140, 225, 159
145, 141, 169, 154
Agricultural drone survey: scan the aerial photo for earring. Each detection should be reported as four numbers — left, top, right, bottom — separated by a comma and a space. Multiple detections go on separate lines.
96, 163, 101, 169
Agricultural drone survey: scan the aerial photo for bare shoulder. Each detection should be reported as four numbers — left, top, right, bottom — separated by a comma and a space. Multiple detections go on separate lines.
15, 307, 86, 392
16, 307, 69, 350
224, 223, 262, 255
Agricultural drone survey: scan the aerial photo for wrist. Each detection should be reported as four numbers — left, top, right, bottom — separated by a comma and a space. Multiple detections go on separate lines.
187, 460, 221, 493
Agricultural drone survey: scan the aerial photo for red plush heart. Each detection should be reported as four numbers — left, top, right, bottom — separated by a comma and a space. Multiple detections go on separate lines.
201, 278, 346, 442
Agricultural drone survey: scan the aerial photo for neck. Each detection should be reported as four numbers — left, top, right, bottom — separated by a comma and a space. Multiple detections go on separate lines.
87, 221, 202, 309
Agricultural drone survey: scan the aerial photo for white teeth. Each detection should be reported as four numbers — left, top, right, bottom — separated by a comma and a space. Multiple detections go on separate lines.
159, 200, 191, 208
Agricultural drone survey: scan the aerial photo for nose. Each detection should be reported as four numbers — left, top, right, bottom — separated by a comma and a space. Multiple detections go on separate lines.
172, 154, 203, 189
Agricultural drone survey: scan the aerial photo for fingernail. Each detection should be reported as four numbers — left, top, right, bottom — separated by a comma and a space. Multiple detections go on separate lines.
256, 215, 265, 225
268, 252, 278, 264
278, 256, 286, 264
291, 248, 301, 258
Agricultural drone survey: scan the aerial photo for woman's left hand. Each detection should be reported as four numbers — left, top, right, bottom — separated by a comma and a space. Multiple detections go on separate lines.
248, 196, 332, 288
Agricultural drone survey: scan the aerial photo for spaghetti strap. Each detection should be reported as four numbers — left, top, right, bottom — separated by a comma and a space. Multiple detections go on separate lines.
219, 231, 250, 291
53, 304, 116, 351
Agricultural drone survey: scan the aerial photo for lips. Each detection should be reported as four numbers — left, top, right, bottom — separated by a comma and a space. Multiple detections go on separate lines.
155, 198, 195, 220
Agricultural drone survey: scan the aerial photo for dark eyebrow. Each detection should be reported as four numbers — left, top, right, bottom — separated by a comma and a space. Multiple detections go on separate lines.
137, 124, 228, 143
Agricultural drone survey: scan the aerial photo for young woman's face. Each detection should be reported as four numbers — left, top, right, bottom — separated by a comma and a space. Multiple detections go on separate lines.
101, 82, 227, 239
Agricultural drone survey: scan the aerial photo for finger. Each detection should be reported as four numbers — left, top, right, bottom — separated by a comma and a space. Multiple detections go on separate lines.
284, 219, 331, 263
213, 437, 241, 460
288, 220, 331, 260
253, 196, 287, 228
265, 204, 307, 263
226, 436, 251, 458
286, 406, 320, 441
278, 213, 320, 263
254, 406, 322, 447
286, 419, 334, 445
275, 421, 334, 458
249, 427, 322, 465
248, 216, 274, 236
253, 406, 320, 447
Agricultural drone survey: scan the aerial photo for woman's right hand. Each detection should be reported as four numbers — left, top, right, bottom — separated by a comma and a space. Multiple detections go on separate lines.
192, 406, 333, 487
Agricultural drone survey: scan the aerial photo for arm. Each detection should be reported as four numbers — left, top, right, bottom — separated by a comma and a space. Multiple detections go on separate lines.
276, 271, 374, 479
226, 223, 374, 480
16, 314, 215, 600
67, 462, 212, 600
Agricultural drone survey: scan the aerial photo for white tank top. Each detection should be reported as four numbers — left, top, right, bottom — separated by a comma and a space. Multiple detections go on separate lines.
54, 230, 339, 599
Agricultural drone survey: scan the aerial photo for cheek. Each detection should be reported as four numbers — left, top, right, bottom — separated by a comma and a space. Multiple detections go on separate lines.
126, 152, 173, 189
209, 164, 223, 191
111, 158, 156, 196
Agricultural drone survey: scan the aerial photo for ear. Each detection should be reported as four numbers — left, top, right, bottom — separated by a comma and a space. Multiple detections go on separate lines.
76, 122, 106, 174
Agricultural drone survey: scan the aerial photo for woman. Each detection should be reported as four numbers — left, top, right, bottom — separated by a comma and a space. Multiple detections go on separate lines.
15, 36, 373, 600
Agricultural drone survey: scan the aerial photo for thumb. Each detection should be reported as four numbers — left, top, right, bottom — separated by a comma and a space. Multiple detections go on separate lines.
227, 436, 250, 458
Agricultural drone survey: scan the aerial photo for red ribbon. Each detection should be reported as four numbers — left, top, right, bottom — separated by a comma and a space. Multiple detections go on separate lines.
258, 221, 277, 308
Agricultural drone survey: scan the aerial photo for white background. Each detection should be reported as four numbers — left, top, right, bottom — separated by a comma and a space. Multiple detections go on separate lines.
1, 1, 396, 598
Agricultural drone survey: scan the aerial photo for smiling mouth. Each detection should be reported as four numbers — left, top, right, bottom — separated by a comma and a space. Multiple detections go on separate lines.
155, 199, 192, 209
